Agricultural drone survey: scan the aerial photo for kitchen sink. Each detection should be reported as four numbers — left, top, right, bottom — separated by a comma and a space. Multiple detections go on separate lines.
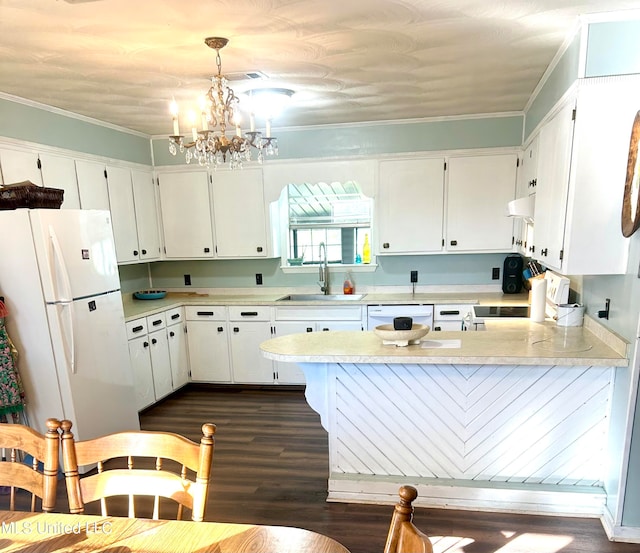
277, 294, 366, 301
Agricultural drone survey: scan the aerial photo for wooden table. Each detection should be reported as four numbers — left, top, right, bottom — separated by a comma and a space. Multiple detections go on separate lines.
0, 511, 351, 552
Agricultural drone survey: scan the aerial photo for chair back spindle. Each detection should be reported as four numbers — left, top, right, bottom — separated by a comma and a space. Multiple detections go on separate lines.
0, 418, 61, 512
60, 420, 215, 522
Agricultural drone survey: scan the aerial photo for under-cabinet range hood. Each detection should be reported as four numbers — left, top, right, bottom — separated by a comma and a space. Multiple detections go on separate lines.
507, 195, 535, 222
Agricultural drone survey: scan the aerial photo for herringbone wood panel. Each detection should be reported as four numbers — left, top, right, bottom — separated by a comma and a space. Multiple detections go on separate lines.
334, 363, 610, 486
54, 385, 639, 553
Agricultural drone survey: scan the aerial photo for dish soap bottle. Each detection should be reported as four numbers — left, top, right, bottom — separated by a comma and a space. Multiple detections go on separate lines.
343, 272, 354, 295
362, 233, 371, 264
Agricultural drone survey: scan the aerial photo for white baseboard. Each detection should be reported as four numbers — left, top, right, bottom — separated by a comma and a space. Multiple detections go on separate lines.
328, 474, 606, 517
601, 507, 640, 543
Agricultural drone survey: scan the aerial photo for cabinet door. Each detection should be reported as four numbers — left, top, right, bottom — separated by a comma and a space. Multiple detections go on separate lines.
106, 166, 139, 263
533, 100, 575, 271
446, 154, 517, 252
168, 322, 189, 390
127, 337, 155, 411
158, 171, 214, 258
273, 322, 313, 384
377, 158, 445, 254
212, 168, 268, 257
518, 136, 539, 197
76, 160, 110, 210
186, 321, 231, 382
229, 322, 274, 384
0, 149, 42, 185
131, 169, 161, 261
39, 153, 81, 209
149, 328, 173, 400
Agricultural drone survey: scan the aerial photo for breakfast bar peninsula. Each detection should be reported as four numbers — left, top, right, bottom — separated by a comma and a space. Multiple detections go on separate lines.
260, 319, 628, 516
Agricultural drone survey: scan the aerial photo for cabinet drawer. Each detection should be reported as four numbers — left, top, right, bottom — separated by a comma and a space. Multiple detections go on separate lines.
274, 305, 363, 321
146, 312, 166, 330
185, 306, 227, 321
433, 304, 473, 321
228, 306, 271, 321
126, 318, 148, 339
165, 307, 184, 325
433, 321, 465, 331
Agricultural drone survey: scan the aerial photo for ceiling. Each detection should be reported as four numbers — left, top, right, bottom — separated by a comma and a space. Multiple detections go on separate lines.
1, 0, 640, 137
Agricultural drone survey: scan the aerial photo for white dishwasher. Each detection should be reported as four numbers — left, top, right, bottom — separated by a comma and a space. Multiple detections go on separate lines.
366, 304, 434, 330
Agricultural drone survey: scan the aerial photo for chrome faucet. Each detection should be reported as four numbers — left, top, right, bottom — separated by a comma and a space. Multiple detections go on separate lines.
318, 242, 329, 294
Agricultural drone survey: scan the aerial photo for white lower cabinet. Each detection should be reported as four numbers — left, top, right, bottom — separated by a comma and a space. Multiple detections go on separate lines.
185, 306, 232, 383
166, 308, 189, 390
126, 318, 156, 411
271, 322, 312, 384
273, 305, 364, 385
228, 307, 274, 384
126, 308, 190, 410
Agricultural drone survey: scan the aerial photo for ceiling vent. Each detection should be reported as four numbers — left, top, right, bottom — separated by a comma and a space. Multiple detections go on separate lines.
225, 71, 269, 82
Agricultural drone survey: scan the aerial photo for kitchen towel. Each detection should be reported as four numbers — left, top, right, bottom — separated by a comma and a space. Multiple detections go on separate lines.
530, 278, 547, 322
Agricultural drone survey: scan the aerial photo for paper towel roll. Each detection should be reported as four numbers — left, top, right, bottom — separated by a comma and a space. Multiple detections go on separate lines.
530, 278, 547, 322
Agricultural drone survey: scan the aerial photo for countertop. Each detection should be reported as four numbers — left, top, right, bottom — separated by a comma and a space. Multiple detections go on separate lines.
259, 320, 628, 367
122, 290, 529, 320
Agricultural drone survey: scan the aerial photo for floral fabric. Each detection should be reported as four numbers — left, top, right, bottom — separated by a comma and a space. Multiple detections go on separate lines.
0, 317, 25, 416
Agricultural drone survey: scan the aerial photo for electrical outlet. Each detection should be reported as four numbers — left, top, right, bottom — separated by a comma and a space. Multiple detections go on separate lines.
492, 267, 500, 280
256, 273, 263, 285
410, 270, 418, 283
184, 274, 191, 286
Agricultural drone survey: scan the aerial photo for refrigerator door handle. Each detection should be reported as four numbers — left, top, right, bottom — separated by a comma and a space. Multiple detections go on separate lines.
56, 302, 77, 374
49, 225, 73, 303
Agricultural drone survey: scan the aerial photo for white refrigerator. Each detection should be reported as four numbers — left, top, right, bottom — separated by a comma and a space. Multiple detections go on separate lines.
0, 209, 140, 440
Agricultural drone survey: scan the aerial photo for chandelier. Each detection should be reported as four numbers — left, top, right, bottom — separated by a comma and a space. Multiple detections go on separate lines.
168, 37, 292, 169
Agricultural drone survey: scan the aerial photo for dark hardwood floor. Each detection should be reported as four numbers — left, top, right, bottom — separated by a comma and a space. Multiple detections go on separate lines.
131, 385, 639, 553
44, 385, 638, 552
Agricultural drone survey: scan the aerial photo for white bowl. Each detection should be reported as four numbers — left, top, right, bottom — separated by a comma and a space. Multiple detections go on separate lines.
374, 323, 430, 346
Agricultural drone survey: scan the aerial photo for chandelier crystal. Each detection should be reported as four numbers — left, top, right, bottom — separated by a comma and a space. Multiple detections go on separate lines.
168, 37, 289, 169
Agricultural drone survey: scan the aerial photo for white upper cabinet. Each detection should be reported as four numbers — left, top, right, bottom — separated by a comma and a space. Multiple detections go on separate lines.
76, 159, 110, 210
518, 137, 539, 197
0, 148, 43, 185
0, 149, 81, 209
107, 166, 139, 263
39, 154, 81, 209
131, 169, 161, 262
533, 79, 634, 275
446, 153, 517, 252
377, 158, 445, 254
513, 136, 538, 256
211, 167, 269, 257
533, 99, 575, 271
105, 166, 161, 264
157, 170, 214, 259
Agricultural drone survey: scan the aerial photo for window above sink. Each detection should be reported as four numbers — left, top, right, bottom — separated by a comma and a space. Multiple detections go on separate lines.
282, 180, 375, 271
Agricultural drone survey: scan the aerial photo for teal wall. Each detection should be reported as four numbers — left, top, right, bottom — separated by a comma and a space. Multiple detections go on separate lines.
524, 33, 581, 140
118, 264, 151, 293
586, 20, 640, 77
578, 19, 640, 528
152, 115, 523, 165
144, 253, 510, 291
0, 96, 152, 165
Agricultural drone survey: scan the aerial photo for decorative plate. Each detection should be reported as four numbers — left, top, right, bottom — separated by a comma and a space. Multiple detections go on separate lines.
133, 290, 167, 300
374, 323, 430, 346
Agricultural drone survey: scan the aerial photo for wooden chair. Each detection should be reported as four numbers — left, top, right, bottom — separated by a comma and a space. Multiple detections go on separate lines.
60, 420, 216, 522
0, 418, 61, 512
384, 485, 434, 553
